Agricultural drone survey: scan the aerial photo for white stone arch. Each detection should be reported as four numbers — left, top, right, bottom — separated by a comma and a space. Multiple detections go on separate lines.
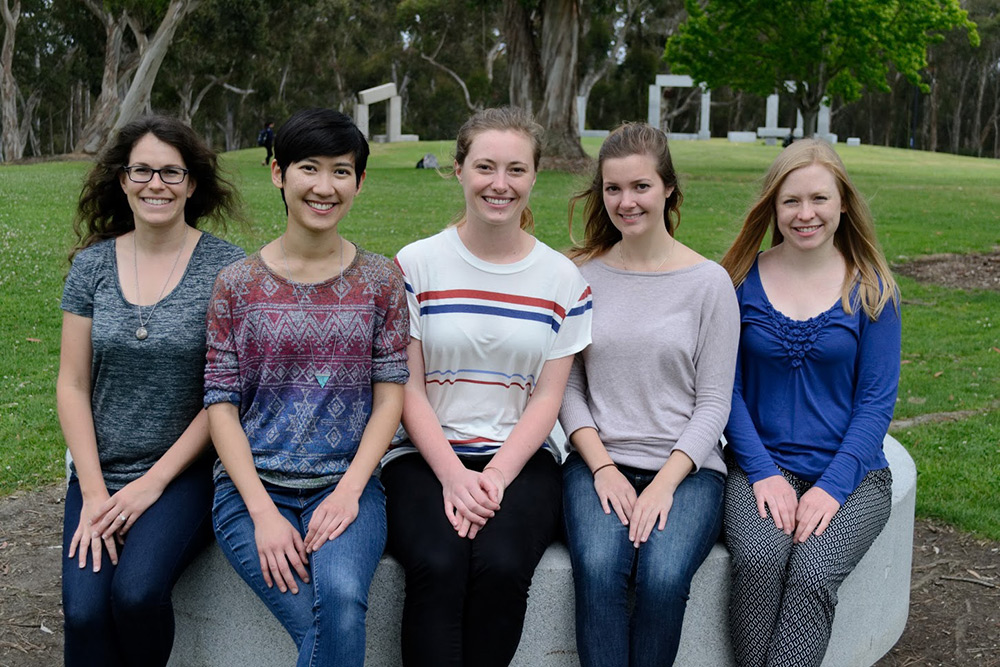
647, 75, 711, 140
354, 83, 418, 142
757, 82, 836, 145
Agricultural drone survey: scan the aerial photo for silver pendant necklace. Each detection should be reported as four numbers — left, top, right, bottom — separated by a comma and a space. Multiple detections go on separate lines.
618, 237, 675, 272
133, 228, 188, 340
279, 235, 346, 388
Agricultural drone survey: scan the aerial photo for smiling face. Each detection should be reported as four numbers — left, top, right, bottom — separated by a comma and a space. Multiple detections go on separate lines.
774, 162, 844, 254
119, 133, 195, 229
455, 129, 536, 229
601, 152, 674, 241
272, 154, 365, 234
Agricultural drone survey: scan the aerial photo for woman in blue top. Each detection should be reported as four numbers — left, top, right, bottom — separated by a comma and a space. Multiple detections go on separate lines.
719, 139, 901, 667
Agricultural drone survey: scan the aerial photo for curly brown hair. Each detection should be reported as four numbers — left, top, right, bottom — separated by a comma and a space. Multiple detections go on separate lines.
70, 115, 243, 261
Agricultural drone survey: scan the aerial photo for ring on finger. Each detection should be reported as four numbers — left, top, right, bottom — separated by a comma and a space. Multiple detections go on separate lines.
118, 512, 127, 523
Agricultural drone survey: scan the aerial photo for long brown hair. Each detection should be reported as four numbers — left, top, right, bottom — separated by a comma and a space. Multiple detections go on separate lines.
452, 106, 543, 232
719, 139, 898, 319
70, 115, 243, 261
567, 122, 682, 264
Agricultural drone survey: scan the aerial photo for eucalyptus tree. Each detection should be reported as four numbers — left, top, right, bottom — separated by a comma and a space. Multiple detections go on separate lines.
665, 0, 979, 136
74, 0, 201, 154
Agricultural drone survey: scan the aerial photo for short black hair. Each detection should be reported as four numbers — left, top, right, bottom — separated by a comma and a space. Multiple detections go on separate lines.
274, 108, 368, 185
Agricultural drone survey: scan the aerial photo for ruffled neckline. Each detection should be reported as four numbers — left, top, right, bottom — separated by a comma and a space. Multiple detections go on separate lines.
750, 261, 839, 368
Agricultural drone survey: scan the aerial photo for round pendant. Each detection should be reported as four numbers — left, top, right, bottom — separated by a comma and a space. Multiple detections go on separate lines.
135, 326, 148, 340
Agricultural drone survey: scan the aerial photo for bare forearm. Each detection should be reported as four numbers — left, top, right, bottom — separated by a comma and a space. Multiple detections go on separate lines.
141, 409, 212, 490
339, 383, 404, 495
487, 390, 561, 483
487, 355, 573, 484
568, 427, 616, 472
652, 450, 695, 492
57, 381, 106, 499
402, 387, 465, 480
207, 402, 275, 519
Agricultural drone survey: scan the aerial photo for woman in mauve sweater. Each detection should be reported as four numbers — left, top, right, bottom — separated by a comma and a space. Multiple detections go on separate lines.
559, 122, 740, 667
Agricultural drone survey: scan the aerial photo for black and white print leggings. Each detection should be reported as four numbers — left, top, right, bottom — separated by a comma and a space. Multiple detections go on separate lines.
723, 459, 893, 667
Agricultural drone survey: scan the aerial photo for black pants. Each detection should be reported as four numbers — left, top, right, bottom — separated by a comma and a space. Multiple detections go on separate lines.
383, 450, 561, 667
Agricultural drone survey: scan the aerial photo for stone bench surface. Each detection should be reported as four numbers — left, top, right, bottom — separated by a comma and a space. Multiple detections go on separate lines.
168, 436, 914, 667
728, 131, 758, 143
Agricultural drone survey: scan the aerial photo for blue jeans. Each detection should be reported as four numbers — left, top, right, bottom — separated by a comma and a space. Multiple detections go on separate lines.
562, 452, 725, 667
212, 474, 386, 667
62, 462, 215, 667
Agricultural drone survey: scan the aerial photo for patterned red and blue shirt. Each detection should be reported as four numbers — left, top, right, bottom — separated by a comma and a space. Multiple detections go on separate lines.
205, 248, 409, 488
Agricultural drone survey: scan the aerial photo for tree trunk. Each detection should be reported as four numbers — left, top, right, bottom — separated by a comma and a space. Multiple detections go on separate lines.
112, 0, 202, 135
798, 104, 819, 138
537, 0, 586, 165
75, 2, 126, 154
1, 0, 21, 162
503, 0, 539, 114
577, 0, 633, 112
972, 48, 996, 157
926, 74, 938, 152
949, 59, 971, 155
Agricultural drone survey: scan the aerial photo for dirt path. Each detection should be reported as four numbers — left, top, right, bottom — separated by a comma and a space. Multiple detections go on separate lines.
1, 484, 997, 666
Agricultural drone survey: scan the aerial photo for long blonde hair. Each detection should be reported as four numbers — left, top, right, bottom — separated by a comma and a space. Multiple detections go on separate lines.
452, 106, 543, 232
720, 139, 898, 319
567, 122, 682, 264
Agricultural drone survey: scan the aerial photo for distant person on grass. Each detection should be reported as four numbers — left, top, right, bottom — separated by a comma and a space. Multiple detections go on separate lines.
720, 139, 901, 667
57, 114, 245, 667
559, 122, 740, 667
205, 108, 409, 667
259, 120, 275, 166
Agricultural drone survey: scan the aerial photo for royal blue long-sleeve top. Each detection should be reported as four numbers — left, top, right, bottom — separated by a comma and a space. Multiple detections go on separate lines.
723, 260, 901, 504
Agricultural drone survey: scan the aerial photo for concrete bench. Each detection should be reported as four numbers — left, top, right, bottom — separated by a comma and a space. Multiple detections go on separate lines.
727, 131, 758, 143
167, 435, 915, 666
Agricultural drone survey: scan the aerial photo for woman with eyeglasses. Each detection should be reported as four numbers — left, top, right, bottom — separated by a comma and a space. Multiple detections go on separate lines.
57, 114, 245, 667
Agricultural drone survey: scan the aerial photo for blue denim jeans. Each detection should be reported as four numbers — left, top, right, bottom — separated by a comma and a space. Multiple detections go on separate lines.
562, 452, 725, 667
62, 462, 215, 667
212, 474, 387, 667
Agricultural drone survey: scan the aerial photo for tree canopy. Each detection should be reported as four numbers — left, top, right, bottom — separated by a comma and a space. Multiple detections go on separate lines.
665, 0, 979, 135
3, 0, 1000, 162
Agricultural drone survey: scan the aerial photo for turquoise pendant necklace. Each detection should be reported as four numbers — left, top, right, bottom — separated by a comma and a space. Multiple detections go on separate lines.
279, 236, 345, 388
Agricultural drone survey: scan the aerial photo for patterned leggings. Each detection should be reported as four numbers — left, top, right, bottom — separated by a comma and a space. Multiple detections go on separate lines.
724, 461, 892, 667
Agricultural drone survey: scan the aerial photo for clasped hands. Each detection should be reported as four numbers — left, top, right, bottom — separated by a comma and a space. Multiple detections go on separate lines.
440, 465, 505, 540
751, 474, 841, 543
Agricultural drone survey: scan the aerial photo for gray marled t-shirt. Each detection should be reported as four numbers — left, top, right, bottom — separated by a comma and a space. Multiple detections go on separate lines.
61, 232, 245, 489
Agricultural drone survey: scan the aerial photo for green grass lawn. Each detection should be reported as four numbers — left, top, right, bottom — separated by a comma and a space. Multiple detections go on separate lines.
2, 138, 998, 538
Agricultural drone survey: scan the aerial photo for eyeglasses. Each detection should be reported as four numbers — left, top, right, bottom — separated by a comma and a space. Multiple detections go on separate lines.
122, 165, 190, 184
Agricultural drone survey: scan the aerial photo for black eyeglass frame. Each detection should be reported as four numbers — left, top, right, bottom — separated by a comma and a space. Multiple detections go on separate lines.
122, 165, 190, 184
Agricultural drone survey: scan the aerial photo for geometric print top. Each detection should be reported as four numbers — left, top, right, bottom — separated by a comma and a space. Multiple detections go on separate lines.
205, 247, 410, 489
723, 259, 900, 504
384, 226, 592, 464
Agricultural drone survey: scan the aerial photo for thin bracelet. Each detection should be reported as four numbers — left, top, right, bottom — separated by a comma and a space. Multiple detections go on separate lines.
484, 466, 507, 488
592, 462, 617, 476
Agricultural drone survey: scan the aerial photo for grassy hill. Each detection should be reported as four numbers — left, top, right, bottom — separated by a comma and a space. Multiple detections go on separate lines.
1, 138, 997, 536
